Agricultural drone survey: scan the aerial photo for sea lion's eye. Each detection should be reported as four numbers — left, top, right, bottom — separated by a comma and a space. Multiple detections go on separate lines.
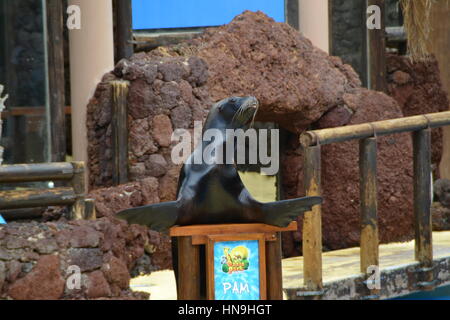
229, 97, 237, 104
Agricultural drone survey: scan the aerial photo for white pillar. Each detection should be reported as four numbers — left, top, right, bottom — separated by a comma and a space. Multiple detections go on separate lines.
298, 0, 330, 53
68, 0, 115, 189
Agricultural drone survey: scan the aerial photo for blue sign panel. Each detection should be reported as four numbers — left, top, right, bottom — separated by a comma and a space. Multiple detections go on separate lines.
132, 0, 285, 30
213, 240, 260, 300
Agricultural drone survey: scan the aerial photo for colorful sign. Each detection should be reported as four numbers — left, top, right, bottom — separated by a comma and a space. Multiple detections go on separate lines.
213, 240, 260, 300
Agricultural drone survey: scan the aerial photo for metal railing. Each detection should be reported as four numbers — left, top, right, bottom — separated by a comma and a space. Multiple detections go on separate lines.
298, 111, 450, 299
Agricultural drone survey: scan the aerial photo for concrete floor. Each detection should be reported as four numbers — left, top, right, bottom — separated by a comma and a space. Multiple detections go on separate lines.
130, 270, 178, 300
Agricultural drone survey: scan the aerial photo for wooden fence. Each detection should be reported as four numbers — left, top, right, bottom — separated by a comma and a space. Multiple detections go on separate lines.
0, 162, 95, 220
298, 111, 450, 299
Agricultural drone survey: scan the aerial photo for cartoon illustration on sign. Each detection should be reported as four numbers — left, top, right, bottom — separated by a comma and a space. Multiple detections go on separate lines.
213, 240, 260, 300
221, 246, 250, 274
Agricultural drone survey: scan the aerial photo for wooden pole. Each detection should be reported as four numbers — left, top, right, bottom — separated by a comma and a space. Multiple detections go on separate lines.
0, 163, 74, 183
70, 161, 86, 220
113, 0, 134, 62
367, 0, 387, 92
111, 80, 129, 185
303, 145, 323, 293
84, 198, 96, 220
0, 187, 76, 209
266, 232, 283, 300
359, 138, 379, 273
177, 236, 201, 300
1, 208, 46, 220
46, 0, 66, 162
300, 111, 450, 147
286, 0, 299, 30
413, 129, 432, 266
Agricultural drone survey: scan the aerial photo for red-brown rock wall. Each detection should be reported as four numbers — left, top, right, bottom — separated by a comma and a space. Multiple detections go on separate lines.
0, 219, 149, 300
387, 54, 449, 168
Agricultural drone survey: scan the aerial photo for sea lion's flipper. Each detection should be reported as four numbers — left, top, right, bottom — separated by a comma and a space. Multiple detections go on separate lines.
115, 201, 180, 232
261, 196, 322, 227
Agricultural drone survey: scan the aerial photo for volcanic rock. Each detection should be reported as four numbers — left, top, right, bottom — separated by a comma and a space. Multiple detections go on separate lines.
387, 54, 449, 168
8, 255, 65, 300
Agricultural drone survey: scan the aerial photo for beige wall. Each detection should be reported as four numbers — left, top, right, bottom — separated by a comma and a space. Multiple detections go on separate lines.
298, 0, 329, 53
68, 0, 115, 188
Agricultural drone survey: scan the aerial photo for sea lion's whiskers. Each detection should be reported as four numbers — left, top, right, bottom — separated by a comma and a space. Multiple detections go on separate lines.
249, 104, 258, 129
232, 104, 245, 125
231, 106, 239, 124
231, 104, 242, 124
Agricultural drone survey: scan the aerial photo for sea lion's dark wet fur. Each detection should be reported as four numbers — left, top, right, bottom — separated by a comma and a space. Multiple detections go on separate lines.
117, 96, 321, 230
117, 96, 322, 297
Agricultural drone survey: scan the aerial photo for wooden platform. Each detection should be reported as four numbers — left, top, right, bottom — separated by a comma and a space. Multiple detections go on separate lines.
130, 231, 450, 300
283, 231, 450, 286
283, 231, 450, 299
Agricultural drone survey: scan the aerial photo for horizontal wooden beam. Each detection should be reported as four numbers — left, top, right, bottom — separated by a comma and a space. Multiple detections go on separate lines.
132, 29, 205, 51
1, 106, 71, 118
386, 26, 406, 42
0, 187, 77, 209
170, 222, 297, 237
0, 163, 75, 183
300, 111, 450, 147
0, 207, 46, 220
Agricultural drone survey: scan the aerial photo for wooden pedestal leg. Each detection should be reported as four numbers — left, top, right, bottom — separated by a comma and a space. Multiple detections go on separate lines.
177, 236, 201, 300
266, 232, 283, 300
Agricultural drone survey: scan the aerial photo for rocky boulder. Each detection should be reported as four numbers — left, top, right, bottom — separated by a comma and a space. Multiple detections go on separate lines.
282, 89, 414, 253
387, 54, 449, 169
88, 179, 173, 271
151, 11, 361, 133
0, 219, 150, 300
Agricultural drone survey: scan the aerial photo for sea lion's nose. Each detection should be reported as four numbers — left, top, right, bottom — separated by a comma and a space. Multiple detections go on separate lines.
244, 96, 259, 108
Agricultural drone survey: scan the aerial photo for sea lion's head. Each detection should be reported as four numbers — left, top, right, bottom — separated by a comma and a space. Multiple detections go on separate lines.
205, 96, 259, 130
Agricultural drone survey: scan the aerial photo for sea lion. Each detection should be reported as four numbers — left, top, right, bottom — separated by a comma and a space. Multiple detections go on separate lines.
116, 96, 322, 230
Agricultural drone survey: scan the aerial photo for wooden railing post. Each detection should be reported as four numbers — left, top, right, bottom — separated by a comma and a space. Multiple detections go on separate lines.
367, 0, 387, 92
113, 0, 134, 62
302, 145, 323, 295
359, 138, 379, 273
70, 161, 86, 220
413, 129, 432, 265
413, 129, 433, 264
46, 0, 66, 162
111, 80, 130, 185
359, 137, 380, 299
413, 128, 434, 290
84, 198, 97, 221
